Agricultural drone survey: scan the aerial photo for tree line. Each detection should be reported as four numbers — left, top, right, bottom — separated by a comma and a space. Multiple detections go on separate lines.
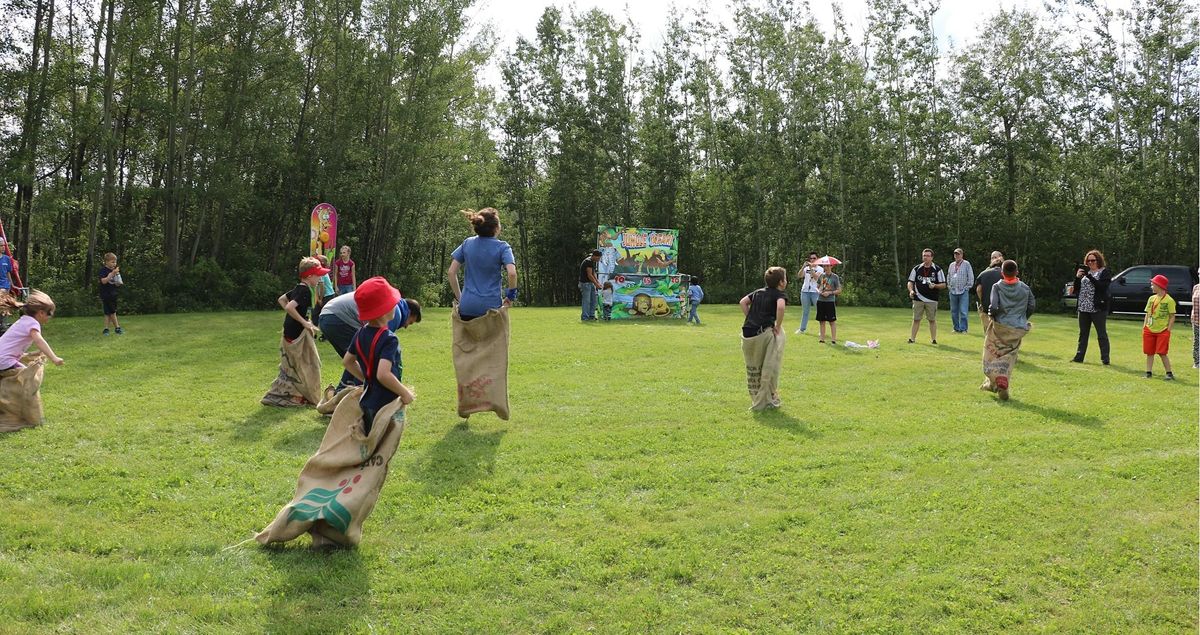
1, 0, 1196, 314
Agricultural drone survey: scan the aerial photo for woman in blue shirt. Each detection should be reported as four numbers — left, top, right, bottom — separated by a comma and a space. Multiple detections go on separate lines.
447, 208, 518, 319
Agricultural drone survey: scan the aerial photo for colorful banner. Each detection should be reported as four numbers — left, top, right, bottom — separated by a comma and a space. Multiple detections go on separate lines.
597, 226, 686, 319
596, 226, 679, 280
310, 203, 338, 262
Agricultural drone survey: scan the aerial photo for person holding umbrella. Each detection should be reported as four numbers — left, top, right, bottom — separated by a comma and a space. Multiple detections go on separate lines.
814, 256, 843, 343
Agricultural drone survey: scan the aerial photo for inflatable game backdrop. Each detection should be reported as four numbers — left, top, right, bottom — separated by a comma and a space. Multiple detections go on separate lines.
596, 226, 691, 319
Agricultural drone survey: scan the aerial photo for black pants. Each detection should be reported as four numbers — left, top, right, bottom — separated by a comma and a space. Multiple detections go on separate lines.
1075, 311, 1110, 362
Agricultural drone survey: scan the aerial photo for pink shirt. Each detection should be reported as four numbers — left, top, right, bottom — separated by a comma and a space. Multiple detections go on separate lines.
0, 315, 40, 369
336, 259, 355, 286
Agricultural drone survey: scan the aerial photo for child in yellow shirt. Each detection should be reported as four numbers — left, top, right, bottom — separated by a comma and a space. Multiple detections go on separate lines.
1142, 274, 1176, 380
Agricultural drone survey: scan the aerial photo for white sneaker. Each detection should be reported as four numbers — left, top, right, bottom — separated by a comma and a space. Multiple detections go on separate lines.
794, 327, 803, 334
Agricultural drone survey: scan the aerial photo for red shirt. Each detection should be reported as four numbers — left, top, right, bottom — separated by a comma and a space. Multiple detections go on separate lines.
335, 258, 354, 286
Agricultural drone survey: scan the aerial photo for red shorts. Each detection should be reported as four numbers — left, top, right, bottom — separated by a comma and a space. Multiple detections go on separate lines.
1142, 327, 1170, 355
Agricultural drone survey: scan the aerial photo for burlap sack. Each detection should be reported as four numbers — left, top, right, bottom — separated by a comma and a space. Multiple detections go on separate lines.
0, 353, 44, 432
261, 332, 322, 407
256, 387, 406, 547
451, 305, 510, 420
742, 329, 785, 411
982, 321, 1027, 392
316, 384, 355, 416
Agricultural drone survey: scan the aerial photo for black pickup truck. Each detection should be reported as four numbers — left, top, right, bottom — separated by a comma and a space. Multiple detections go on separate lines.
1062, 265, 1196, 317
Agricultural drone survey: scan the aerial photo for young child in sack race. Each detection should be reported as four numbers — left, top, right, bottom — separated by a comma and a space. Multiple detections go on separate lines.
1142, 274, 1176, 380
983, 260, 1035, 401
261, 257, 328, 407
342, 277, 415, 432
0, 291, 63, 432
740, 267, 788, 411
256, 277, 415, 549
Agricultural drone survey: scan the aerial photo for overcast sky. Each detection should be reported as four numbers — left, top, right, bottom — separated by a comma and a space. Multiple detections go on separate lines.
466, 0, 1132, 91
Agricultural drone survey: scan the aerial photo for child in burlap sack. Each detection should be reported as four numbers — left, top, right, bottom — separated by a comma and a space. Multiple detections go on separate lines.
262, 257, 328, 407
341, 277, 415, 432
983, 260, 1035, 401
0, 291, 63, 432
740, 267, 788, 410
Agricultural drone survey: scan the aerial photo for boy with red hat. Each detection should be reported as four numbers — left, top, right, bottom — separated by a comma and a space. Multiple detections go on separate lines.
342, 276, 415, 432
262, 256, 330, 406
1143, 274, 1176, 380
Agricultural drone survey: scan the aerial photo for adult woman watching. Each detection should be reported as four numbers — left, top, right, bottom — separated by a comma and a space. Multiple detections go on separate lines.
447, 208, 518, 319
1071, 249, 1112, 364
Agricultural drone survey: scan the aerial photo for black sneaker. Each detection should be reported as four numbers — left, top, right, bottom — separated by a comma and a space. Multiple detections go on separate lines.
1165, 373, 1175, 381
1070, 357, 1083, 363
931, 340, 938, 345
907, 339, 914, 344
1143, 372, 1152, 379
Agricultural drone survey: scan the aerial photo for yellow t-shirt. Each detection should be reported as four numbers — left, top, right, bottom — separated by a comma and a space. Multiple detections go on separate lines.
1143, 293, 1176, 333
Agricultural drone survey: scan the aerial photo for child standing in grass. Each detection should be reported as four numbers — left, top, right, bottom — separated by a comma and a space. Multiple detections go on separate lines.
98, 252, 124, 335
342, 277, 415, 432
687, 277, 704, 325
740, 267, 788, 410
816, 265, 841, 343
335, 246, 356, 295
601, 281, 614, 321
0, 291, 64, 369
1142, 274, 1176, 380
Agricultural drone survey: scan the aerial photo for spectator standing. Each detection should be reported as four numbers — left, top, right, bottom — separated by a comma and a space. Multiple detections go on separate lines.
1071, 249, 1112, 365
906, 248, 946, 345
947, 248, 974, 333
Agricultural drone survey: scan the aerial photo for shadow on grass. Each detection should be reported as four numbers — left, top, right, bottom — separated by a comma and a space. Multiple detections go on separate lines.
410, 421, 506, 497
260, 545, 370, 634
1001, 399, 1105, 428
232, 407, 299, 443
274, 423, 328, 454
752, 408, 821, 438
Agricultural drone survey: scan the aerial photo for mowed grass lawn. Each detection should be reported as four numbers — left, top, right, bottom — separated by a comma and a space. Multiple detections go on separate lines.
0, 305, 1195, 633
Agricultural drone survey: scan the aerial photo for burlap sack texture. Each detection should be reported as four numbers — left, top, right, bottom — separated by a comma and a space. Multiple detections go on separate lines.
316, 384, 355, 416
742, 330, 786, 411
0, 353, 45, 432
982, 321, 1027, 393
261, 331, 322, 407
256, 387, 406, 547
451, 305, 510, 420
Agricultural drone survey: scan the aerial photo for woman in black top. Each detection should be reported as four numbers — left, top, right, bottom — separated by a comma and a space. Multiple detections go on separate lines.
1071, 249, 1112, 364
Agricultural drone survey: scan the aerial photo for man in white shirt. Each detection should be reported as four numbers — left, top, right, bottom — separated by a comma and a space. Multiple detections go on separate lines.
947, 248, 974, 334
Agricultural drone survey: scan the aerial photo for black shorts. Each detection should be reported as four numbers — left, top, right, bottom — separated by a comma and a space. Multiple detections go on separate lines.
816, 301, 837, 322
101, 294, 118, 316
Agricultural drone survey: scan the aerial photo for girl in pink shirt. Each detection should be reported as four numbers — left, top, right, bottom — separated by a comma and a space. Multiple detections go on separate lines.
0, 291, 64, 370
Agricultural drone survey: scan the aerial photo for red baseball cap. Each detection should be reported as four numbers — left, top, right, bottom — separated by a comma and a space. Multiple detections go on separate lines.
355, 276, 401, 321
300, 264, 330, 278
1150, 274, 1170, 290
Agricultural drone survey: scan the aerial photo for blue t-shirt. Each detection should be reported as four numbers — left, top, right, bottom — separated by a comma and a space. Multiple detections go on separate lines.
689, 284, 704, 303
353, 326, 402, 428
452, 236, 515, 317
0, 255, 15, 290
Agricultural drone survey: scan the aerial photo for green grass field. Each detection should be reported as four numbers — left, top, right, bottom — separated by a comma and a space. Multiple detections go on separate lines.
0, 306, 1195, 633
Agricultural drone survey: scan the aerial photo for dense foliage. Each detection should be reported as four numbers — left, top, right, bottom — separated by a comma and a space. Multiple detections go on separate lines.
1, 0, 1196, 314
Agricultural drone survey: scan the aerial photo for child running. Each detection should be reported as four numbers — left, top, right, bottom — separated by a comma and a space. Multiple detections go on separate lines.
740, 267, 788, 410
342, 277, 415, 432
1143, 274, 1176, 380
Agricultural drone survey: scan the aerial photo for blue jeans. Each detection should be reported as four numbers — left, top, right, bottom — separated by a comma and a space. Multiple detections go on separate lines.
688, 302, 700, 324
580, 282, 597, 320
949, 292, 969, 332
799, 291, 819, 331
338, 284, 354, 295
317, 314, 362, 389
